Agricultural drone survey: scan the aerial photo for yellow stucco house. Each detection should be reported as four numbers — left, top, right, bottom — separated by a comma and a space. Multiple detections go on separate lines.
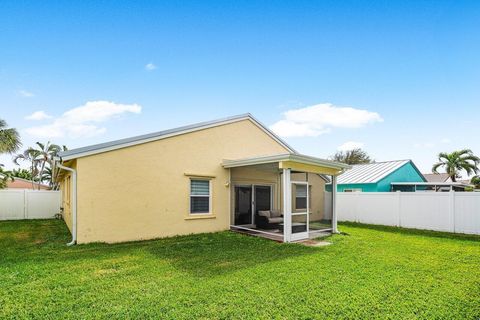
54, 114, 349, 245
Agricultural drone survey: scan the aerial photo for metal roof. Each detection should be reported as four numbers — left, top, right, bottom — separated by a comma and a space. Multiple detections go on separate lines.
336, 160, 419, 184
57, 113, 297, 161
222, 153, 351, 171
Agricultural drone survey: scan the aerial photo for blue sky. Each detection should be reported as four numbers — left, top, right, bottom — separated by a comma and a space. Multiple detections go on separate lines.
0, 1, 479, 175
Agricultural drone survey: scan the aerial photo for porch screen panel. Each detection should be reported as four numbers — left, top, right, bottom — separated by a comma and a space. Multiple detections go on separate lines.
190, 180, 210, 213
295, 184, 307, 209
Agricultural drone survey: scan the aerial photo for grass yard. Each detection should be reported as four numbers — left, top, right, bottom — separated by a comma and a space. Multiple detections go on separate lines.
0, 220, 479, 319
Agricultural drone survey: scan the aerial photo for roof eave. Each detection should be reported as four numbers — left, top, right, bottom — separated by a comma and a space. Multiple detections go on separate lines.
222, 153, 351, 171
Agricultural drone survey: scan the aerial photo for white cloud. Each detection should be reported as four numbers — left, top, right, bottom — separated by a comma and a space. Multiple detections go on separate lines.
440, 138, 451, 144
270, 103, 383, 137
25, 111, 52, 121
145, 63, 157, 71
18, 89, 35, 97
25, 101, 141, 138
337, 141, 365, 151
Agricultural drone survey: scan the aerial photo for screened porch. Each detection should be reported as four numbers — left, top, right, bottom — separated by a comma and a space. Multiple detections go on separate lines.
223, 154, 349, 243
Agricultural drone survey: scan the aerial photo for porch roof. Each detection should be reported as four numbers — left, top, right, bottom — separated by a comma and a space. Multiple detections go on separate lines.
222, 153, 350, 176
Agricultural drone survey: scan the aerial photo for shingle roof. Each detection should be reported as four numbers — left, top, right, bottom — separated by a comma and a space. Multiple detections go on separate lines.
336, 160, 418, 184
423, 173, 450, 183
57, 113, 296, 161
0, 174, 50, 189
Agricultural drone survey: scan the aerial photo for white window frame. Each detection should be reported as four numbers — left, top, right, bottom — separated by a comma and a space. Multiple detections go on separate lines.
189, 178, 212, 215
344, 188, 362, 193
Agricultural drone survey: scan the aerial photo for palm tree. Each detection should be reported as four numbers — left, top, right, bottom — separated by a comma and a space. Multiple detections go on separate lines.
432, 149, 480, 182
0, 165, 14, 189
11, 168, 34, 180
41, 167, 57, 189
331, 148, 372, 165
0, 119, 21, 161
13, 148, 41, 189
33, 142, 63, 190
43, 143, 67, 190
14, 142, 65, 190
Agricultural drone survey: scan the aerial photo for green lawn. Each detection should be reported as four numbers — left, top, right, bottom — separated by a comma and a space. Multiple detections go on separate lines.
0, 220, 479, 319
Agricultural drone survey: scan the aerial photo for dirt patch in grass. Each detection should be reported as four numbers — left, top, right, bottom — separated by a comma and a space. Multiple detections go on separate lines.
299, 239, 332, 247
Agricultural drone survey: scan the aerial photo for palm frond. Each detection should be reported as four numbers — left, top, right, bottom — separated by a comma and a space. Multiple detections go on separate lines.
437, 152, 449, 160
432, 162, 443, 173
456, 149, 473, 156
0, 127, 22, 153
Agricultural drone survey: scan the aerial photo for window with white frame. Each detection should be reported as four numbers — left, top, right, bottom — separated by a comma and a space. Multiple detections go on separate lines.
190, 179, 211, 214
344, 188, 362, 192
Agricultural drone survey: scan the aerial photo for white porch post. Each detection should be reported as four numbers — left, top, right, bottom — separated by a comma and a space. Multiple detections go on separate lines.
282, 168, 291, 242
332, 175, 338, 233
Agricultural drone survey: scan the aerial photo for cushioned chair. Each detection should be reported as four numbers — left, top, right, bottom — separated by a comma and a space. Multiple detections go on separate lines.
256, 210, 283, 229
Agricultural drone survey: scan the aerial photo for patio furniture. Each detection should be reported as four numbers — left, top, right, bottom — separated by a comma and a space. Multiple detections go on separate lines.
256, 210, 283, 229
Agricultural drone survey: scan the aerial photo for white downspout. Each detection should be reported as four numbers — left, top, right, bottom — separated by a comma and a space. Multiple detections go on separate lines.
56, 161, 77, 246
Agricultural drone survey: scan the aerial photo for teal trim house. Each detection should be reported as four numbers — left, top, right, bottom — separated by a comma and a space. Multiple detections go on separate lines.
328, 160, 426, 192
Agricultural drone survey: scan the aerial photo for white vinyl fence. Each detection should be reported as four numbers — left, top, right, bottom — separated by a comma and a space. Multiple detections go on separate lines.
325, 192, 480, 235
0, 190, 61, 220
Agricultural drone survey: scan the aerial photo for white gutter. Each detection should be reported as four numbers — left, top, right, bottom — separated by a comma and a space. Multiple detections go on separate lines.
56, 161, 77, 246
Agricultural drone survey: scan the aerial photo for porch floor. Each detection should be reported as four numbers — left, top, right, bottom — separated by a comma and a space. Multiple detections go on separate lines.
230, 225, 332, 242
231, 227, 283, 242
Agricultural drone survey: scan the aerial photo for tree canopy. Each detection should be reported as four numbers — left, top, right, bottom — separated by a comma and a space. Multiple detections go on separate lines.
432, 149, 480, 182
0, 119, 21, 155
331, 148, 372, 165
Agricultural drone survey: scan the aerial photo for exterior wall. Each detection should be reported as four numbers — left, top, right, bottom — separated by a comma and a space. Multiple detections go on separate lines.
376, 162, 425, 192
327, 183, 378, 192
72, 119, 289, 243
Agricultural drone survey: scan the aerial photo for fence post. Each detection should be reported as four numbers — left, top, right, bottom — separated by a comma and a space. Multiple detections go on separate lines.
355, 192, 360, 223
23, 189, 27, 219
449, 191, 455, 233
397, 191, 402, 227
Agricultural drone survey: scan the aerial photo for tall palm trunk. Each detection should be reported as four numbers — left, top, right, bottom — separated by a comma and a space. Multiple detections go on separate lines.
37, 158, 46, 190
30, 161, 35, 190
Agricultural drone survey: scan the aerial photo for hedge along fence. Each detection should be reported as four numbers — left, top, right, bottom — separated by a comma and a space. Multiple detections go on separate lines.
0, 190, 61, 220
325, 191, 480, 235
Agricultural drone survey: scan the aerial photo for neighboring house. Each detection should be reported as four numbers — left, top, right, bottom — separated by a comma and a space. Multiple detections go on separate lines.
423, 173, 452, 183
0, 174, 49, 190
397, 173, 472, 192
54, 114, 350, 244
327, 160, 426, 192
